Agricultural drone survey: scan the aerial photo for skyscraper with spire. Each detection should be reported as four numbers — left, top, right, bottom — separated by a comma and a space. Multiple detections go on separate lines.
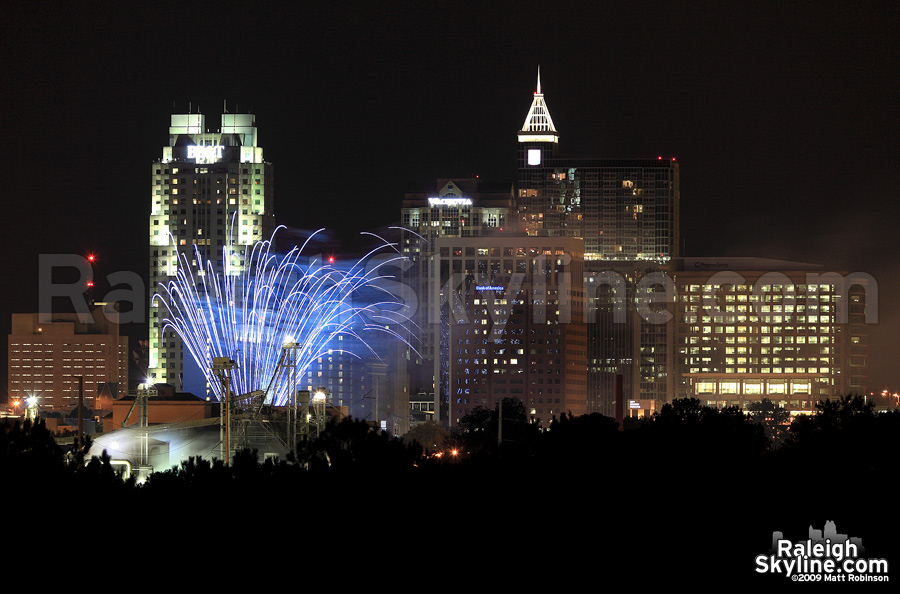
517, 66, 559, 166
516, 68, 681, 416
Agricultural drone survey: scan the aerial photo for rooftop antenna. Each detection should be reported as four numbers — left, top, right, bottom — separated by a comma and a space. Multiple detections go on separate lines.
224, 99, 228, 114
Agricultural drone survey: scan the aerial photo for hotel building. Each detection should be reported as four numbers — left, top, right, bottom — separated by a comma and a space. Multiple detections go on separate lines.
400, 179, 515, 422
148, 111, 274, 390
7, 304, 128, 412
434, 236, 587, 426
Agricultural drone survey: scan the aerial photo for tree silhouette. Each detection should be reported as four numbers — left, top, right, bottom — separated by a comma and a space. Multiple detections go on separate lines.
299, 416, 421, 473
746, 398, 790, 447
454, 397, 538, 457
785, 395, 899, 473
404, 420, 449, 453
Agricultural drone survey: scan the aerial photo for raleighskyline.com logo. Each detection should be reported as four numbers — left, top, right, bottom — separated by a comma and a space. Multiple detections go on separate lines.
755, 521, 889, 582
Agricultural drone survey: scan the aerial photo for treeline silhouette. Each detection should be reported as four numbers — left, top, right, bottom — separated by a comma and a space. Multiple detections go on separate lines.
4, 395, 896, 522
4, 396, 896, 579
3, 396, 896, 494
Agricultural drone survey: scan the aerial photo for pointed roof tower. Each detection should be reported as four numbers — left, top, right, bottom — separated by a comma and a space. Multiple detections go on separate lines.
518, 66, 559, 144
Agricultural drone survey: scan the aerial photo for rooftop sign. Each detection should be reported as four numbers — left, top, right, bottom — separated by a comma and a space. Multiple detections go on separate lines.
428, 197, 472, 207
187, 145, 224, 163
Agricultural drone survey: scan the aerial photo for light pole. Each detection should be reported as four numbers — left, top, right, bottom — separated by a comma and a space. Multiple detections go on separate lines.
212, 357, 237, 465
24, 395, 39, 422
282, 338, 299, 451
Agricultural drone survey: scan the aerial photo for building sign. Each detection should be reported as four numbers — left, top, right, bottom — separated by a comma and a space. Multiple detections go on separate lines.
187, 145, 224, 163
428, 197, 472, 206
528, 149, 541, 165
629, 400, 642, 409
476, 285, 504, 292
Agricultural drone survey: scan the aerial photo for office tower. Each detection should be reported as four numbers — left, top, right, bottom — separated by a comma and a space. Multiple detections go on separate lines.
148, 111, 274, 391
517, 69, 680, 415
8, 304, 128, 412
434, 235, 587, 426
517, 70, 679, 261
400, 178, 515, 423
672, 258, 870, 410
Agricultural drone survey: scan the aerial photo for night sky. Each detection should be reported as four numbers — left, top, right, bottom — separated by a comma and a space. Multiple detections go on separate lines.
2, 1, 898, 397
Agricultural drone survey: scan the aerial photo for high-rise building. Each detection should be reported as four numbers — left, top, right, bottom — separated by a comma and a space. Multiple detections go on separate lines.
516, 69, 680, 415
434, 236, 587, 426
400, 179, 515, 420
8, 304, 128, 412
672, 258, 870, 410
517, 69, 679, 262
148, 111, 274, 390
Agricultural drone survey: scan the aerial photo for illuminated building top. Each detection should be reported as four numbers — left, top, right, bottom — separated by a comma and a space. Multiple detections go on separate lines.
518, 66, 558, 144
162, 113, 264, 165
401, 179, 514, 245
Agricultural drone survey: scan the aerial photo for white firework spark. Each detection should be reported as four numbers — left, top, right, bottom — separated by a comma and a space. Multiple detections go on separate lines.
152, 227, 414, 405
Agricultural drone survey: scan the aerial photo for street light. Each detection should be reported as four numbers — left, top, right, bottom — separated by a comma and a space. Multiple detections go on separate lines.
24, 395, 39, 421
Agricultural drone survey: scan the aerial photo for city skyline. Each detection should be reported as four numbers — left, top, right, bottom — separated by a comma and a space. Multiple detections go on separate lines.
1, 1, 897, 397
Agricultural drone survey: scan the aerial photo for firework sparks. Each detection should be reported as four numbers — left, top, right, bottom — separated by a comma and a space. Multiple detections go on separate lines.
152, 227, 415, 405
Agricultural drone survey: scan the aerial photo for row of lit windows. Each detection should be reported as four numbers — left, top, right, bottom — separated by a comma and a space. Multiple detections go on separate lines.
157, 176, 262, 185
684, 345, 832, 354
689, 368, 833, 375
11, 345, 107, 349
155, 167, 263, 175
682, 284, 837, 293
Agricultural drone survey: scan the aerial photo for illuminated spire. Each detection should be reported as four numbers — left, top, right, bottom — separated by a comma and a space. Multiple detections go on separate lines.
519, 66, 558, 143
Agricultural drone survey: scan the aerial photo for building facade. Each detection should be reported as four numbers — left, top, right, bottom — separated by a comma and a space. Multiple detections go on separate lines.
400, 179, 515, 421
8, 304, 128, 412
434, 236, 587, 426
148, 111, 275, 390
672, 258, 870, 411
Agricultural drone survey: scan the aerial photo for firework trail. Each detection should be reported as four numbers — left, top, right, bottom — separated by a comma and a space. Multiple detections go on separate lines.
152, 227, 415, 405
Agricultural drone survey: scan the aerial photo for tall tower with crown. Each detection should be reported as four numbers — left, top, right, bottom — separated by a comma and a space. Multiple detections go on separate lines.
518, 66, 559, 165
513, 67, 681, 416
517, 66, 562, 236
